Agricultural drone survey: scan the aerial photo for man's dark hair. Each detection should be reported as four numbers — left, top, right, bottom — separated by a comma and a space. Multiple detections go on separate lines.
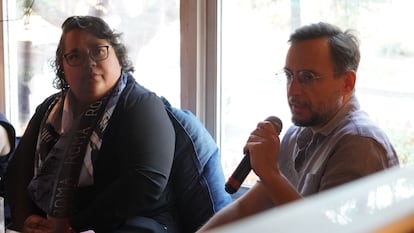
52, 15, 135, 90
289, 22, 360, 76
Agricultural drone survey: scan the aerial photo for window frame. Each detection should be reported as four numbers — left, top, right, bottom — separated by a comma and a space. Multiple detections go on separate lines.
180, 0, 220, 140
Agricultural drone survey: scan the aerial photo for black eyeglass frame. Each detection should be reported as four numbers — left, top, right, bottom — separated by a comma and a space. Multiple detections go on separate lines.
63, 45, 110, 67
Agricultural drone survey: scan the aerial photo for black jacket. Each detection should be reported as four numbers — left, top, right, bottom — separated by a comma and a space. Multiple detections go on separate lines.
5, 74, 176, 232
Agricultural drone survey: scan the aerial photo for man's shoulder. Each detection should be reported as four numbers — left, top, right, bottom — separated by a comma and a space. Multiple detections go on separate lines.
339, 109, 386, 138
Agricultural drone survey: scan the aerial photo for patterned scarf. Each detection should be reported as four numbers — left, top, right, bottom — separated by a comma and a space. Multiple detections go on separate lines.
28, 73, 127, 217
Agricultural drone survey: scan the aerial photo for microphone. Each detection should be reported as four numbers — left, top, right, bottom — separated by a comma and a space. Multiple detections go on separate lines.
225, 116, 283, 194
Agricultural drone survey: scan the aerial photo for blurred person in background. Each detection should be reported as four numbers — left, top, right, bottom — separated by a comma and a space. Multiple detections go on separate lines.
0, 112, 15, 158
0, 112, 16, 228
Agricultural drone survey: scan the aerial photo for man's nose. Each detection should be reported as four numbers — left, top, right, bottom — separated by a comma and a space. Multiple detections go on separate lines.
287, 77, 303, 95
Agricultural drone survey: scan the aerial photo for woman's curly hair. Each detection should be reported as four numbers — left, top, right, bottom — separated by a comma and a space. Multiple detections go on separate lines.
51, 15, 135, 91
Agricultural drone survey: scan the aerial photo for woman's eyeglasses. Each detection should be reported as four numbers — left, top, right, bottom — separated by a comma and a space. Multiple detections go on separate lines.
63, 45, 110, 67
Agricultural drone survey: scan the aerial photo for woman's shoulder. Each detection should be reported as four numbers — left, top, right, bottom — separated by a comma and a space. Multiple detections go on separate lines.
33, 93, 61, 114
123, 75, 162, 104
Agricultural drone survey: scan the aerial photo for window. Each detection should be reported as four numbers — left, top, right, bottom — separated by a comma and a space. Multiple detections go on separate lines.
219, 0, 414, 185
2, 0, 180, 135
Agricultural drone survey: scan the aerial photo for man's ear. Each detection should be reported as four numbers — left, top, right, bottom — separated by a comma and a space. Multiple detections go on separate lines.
342, 70, 356, 94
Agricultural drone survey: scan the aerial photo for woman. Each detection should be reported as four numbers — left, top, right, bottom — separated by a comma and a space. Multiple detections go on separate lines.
5, 16, 177, 233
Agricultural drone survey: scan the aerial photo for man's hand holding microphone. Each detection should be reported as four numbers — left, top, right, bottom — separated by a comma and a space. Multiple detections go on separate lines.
225, 116, 282, 194
225, 115, 301, 206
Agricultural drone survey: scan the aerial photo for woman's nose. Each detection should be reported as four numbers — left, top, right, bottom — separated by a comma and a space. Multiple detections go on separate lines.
87, 55, 97, 67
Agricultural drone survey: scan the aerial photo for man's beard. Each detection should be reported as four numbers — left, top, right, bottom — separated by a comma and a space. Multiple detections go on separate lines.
291, 106, 335, 127
289, 93, 343, 127
292, 114, 324, 127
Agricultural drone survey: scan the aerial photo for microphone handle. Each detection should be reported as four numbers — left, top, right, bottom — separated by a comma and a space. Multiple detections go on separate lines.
225, 152, 251, 194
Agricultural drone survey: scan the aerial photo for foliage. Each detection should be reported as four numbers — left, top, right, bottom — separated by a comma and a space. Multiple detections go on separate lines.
387, 128, 414, 166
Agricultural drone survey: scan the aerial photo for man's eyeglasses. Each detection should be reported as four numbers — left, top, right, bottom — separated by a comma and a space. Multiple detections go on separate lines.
63, 45, 110, 67
276, 69, 326, 87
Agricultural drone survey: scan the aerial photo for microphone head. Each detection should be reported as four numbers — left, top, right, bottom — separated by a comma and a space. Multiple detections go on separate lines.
265, 116, 283, 134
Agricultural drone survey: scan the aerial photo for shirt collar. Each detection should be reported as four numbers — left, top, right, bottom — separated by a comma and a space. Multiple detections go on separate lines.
313, 95, 360, 137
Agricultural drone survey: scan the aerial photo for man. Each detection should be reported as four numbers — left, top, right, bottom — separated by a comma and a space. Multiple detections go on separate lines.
197, 22, 399, 232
